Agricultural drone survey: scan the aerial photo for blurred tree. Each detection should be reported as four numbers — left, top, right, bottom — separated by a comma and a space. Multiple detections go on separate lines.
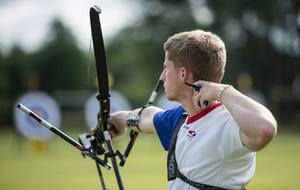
0, 0, 298, 125
0, 51, 6, 97
0, 50, 9, 124
1, 46, 30, 124
106, 0, 299, 118
107, 0, 200, 106
32, 19, 88, 92
5, 46, 29, 95
0, 19, 90, 125
207, 0, 299, 94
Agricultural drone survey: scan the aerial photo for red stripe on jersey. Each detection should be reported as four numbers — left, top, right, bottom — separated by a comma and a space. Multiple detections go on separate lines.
186, 103, 222, 124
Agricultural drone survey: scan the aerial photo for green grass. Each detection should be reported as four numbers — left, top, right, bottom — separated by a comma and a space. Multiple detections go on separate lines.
247, 132, 300, 189
0, 129, 299, 190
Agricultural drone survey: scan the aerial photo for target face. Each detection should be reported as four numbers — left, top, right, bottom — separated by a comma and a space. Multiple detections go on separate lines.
14, 91, 61, 141
84, 90, 131, 129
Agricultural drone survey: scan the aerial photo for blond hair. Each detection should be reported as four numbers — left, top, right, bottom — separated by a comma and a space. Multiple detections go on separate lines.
164, 30, 226, 83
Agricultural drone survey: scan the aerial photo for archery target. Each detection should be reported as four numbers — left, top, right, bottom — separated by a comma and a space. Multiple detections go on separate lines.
84, 90, 131, 129
14, 91, 61, 141
156, 94, 181, 110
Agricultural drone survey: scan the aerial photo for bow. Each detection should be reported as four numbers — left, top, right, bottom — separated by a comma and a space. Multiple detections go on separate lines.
17, 5, 164, 190
89, 6, 125, 190
89, 5, 165, 189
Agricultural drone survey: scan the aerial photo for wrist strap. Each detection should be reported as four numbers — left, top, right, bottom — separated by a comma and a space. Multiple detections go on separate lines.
138, 105, 148, 115
218, 85, 232, 102
126, 105, 148, 132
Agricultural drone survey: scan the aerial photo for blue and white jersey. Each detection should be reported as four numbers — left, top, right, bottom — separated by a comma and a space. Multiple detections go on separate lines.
153, 105, 185, 150
153, 103, 256, 190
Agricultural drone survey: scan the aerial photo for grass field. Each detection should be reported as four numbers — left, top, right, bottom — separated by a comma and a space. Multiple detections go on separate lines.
0, 128, 299, 190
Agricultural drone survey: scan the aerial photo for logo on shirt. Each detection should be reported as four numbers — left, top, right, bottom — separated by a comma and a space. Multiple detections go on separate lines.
182, 124, 189, 130
187, 130, 196, 141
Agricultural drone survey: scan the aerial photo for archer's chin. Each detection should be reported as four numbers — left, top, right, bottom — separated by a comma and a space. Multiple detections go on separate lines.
165, 94, 175, 101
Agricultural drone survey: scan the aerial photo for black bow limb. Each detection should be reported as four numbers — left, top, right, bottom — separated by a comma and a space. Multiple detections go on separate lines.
89, 6, 125, 190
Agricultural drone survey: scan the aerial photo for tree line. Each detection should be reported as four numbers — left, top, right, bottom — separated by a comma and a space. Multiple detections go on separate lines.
1, 0, 299, 125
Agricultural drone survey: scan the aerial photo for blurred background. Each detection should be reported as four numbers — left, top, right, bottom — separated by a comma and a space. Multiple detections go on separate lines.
0, 0, 299, 190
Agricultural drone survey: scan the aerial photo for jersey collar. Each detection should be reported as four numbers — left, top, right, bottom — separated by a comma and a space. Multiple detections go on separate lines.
186, 103, 222, 125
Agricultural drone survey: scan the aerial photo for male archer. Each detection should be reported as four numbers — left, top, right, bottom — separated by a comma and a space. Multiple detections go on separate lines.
108, 29, 277, 190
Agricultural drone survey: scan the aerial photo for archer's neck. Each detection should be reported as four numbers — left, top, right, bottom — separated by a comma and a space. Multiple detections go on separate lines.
181, 99, 219, 118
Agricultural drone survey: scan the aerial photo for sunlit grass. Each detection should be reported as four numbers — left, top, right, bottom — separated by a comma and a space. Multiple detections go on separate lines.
0, 129, 299, 190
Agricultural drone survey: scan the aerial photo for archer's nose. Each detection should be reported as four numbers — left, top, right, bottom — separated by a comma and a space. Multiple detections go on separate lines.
160, 69, 166, 81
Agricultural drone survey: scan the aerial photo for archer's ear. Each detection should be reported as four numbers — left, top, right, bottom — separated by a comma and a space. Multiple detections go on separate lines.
179, 67, 192, 83
179, 67, 185, 82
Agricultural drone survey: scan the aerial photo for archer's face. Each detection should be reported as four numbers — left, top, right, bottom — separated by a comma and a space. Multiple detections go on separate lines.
161, 52, 182, 101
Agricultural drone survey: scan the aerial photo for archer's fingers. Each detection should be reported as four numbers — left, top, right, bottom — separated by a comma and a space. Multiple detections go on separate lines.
90, 127, 97, 133
193, 92, 202, 111
199, 96, 208, 109
193, 80, 210, 86
108, 124, 126, 139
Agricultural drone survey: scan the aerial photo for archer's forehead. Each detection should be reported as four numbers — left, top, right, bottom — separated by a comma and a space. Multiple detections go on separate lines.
163, 51, 172, 66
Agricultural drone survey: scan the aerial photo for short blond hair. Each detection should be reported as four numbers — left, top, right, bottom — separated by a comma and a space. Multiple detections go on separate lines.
164, 30, 226, 83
